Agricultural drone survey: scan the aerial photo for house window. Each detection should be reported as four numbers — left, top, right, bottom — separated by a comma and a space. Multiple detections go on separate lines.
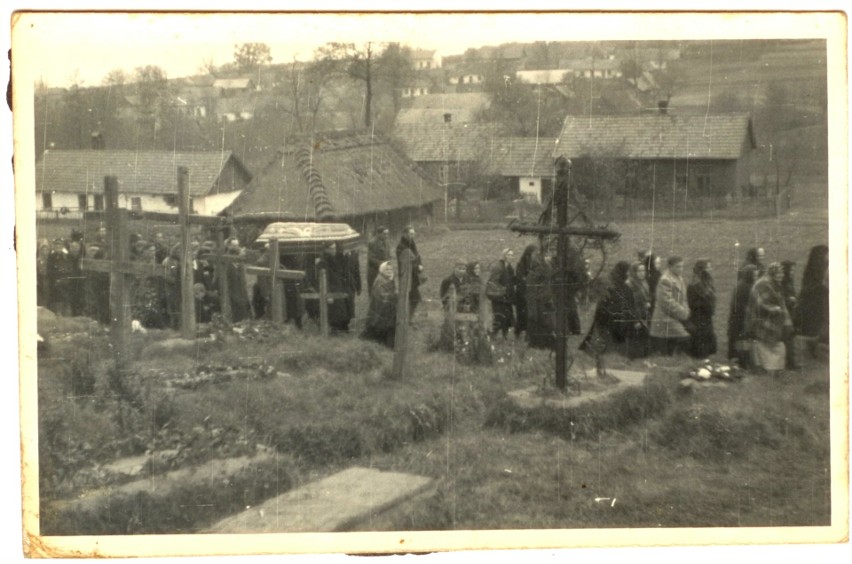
93, 194, 104, 211
529, 181, 536, 187
78, 194, 88, 211
130, 197, 142, 211
42, 192, 53, 210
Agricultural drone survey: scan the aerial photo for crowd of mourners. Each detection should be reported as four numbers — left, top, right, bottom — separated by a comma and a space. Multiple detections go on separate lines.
37, 223, 829, 374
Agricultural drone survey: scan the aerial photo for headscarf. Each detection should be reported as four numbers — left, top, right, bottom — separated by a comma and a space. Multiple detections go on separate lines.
379, 260, 394, 280
609, 261, 631, 286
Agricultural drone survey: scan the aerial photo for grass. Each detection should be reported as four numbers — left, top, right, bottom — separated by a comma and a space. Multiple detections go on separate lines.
36, 202, 832, 532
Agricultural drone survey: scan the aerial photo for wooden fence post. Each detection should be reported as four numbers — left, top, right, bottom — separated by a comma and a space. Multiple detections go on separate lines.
105, 175, 129, 366
318, 265, 330, 338
269, 238, 283, 324
392, 249, 413, 379
178, 166, 196, 338
215, 229, 232, 323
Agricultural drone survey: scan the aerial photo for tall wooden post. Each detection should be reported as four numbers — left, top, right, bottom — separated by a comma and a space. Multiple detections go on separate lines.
269, 238, 283, 324
215, 229, 232, 323
105, 175, 129, 366
178, 167, 196, 338
318, 266, 330, 338
392, 249, 413, 379
554, 158, 570, 391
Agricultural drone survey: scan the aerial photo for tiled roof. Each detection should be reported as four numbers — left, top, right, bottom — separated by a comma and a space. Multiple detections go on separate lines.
35, 150, 250, 196
409, 93, 490, 111
226, 131, 442, 221
486, 138, 557, 177
395, 108, 479, 126
554, 114, 756, 160
411, 49, 436, 59
392, 122, 507, 162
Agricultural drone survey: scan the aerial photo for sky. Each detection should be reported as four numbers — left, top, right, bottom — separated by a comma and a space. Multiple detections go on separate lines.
12, 11, 841, 88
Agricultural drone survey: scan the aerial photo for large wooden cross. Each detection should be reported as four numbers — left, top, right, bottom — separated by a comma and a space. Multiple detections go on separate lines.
509, 157, 620, 391
243, 238, 306, 325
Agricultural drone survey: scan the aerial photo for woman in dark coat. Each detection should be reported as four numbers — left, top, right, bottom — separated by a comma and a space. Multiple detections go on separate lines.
644, 253, 662, 317
686, 259, 718, 359
362, 261, 397, 348
223, 239, 252, 323
487, 248, 516, 338
513, 244, 537, 338
526, 248, 556, 350
463, 261, 483, 314
317, 243, 359, 332
626, 261, 651, 359
396, 226, 424, 321
795, 244, 829, 354
727, 264, 758, 367
580, 261, 634, 356
780, 260, 799, 368
131, 244, 169, 329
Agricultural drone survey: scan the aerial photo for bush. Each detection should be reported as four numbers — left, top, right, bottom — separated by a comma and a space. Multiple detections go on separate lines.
271, 425, 364, 466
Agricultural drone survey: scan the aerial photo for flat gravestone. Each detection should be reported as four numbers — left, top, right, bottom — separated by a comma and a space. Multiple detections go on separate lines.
207, 467, 435, 533
509, 368, 648, 410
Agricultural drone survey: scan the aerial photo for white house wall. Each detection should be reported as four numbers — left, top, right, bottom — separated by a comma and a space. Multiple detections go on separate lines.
518, 176, 542, 202
36, 189, 243, 216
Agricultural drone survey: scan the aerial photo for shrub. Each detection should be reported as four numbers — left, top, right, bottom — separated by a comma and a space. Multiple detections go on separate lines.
270, 425, 364, 466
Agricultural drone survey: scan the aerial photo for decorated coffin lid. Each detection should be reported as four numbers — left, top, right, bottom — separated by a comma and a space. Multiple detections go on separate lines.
254, 222, 362, 252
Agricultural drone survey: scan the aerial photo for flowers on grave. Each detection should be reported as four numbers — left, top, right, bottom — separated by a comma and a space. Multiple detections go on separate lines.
685, 360, 744, 382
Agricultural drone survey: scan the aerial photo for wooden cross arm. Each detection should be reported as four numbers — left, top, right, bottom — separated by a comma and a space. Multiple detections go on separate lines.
81, 258, 169, 278
508, 223, 621, 239
244, 266, 306, 280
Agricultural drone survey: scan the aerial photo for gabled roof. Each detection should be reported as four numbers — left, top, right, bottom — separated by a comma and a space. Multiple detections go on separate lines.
393, 122, 507, 162
554, 114, 757, 160
35, 150, 251, 196
487, 138, 557, 177
225, 131, 442, 222
409, 93, 490, 111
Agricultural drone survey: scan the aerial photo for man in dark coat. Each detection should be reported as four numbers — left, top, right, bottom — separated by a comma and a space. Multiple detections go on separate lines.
686, 259, 718, 359
440, 260, 468, 311
366, 226, 391, 296
487, 248, 516, 338
396, 226, 424, 321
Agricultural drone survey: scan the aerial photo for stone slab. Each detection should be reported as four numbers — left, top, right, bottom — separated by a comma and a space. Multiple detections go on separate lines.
508, 368, 648, 410
207, 467, 435, 533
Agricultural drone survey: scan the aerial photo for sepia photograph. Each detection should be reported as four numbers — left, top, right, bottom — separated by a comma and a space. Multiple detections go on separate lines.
9, 7, 849, 560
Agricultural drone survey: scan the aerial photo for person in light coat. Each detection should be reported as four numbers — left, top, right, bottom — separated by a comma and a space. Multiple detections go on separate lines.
649, 256, 691, 355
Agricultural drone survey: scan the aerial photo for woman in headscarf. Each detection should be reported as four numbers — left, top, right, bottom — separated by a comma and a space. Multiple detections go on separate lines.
746, 262, 793, 375
727, 264, 758, 368
795, 244, 829, 356
362, 261, 397, 348
513, 244, 537, 339
626, 261, 651, 359
686, 259, 718, 359
487, 248, 516, 339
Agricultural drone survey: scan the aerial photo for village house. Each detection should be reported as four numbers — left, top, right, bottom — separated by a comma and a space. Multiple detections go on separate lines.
212, 77, 257, 97
486, 137, 557, 203
392, 121, 506, 190
35, 150, 252, 218
224, 130, 443, 239
515, 69, 575, 85
553, 112, 758, 202
411, 49, 442, 70
400, 76, 433, 99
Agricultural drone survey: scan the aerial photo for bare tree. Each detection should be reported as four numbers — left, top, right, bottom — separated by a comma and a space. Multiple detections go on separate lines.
233, 43, 272, 73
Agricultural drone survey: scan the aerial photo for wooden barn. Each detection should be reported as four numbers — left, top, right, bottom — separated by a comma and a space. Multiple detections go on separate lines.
554, 113, 758, 202
223, 130, 443, 242
35, 150, 252, 219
